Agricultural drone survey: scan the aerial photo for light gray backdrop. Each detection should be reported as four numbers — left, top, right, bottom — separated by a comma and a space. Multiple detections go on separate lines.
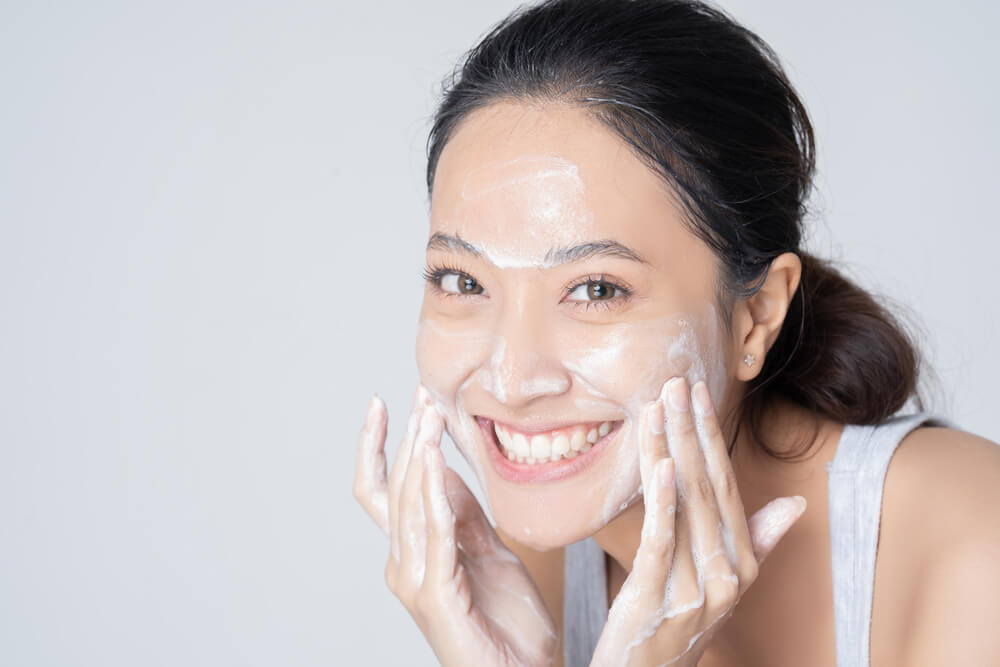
1, 1, 996, 665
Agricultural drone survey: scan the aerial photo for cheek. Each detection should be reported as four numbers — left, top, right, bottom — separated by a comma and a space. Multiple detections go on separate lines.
415, 315, 488, 400
550, 309, 730, 527
415, 315, 496, 496
560, 305, 730, 416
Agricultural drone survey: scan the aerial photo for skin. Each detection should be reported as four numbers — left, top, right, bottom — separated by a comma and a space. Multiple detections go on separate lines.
415, 101, 769, 551
353, 100, 1000, 665
360, 100, 803, 666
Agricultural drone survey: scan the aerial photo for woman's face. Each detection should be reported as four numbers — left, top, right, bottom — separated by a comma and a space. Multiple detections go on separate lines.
417, 101, 738, 550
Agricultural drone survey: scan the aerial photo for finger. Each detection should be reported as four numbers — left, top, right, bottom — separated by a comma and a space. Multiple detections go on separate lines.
661, 377, 733, 597
388, 384, 430, 499
398, 406, 445, 584
661, 489, 701, 617
353, 394, 389, 533
638, 398, 668, 495
389, 385, 430, 561
748, 495, 807, 564
422, 443, 458, 588
632, 452, 677, 608
691, 380, 758, 594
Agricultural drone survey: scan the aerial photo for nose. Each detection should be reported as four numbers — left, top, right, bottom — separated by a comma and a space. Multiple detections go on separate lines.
477, 296, 571, 407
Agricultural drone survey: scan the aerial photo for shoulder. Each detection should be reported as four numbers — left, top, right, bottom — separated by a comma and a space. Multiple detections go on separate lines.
882, 424, 1000, 548
881, 424, 1000, 663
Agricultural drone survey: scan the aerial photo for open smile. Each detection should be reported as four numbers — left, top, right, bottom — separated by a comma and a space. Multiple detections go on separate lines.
475, 416, 625, 483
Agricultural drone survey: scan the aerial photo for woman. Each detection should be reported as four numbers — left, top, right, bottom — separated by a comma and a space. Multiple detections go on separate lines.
353, 0, 1000, 665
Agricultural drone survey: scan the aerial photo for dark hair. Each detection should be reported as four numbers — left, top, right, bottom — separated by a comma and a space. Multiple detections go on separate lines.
424, 0, 926, 460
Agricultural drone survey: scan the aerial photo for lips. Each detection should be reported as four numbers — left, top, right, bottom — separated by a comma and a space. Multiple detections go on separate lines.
476, 416, 624, 483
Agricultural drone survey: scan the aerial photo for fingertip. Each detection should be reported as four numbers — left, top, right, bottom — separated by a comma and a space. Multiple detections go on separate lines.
658, 376, 677, 403
418, 403, 445, 439
691, 380, 713, 417
366, 395, 388, 429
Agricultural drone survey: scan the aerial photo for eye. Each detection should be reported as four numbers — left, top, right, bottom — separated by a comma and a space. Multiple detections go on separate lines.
567, 280, 618, 301
562, 274, 633, 312
421, 264, 487, 299
440, 271, 484, 295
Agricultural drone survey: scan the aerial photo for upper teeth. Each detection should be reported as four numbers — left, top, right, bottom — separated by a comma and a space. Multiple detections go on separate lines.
494, 421, 616, 464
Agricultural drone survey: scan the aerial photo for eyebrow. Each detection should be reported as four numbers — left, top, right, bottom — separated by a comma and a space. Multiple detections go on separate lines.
426, 232, 648, 265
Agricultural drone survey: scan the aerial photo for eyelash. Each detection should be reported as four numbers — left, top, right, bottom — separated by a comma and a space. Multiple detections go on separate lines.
421, 264, 633, 311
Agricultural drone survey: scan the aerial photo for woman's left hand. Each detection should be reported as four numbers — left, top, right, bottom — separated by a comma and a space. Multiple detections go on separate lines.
590, 377, 807, 667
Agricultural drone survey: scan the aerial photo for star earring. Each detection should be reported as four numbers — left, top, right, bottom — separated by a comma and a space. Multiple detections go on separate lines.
743, 353, 756, 368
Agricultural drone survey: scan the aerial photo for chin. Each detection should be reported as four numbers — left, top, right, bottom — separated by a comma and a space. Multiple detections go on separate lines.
491, 502, 615, 551
467, 414, 643, 551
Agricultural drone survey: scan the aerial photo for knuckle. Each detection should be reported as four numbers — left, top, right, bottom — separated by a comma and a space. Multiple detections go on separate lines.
719, 467, 740, 500
706, 578, 739, 613
693, 475, 716, 504
644, 532, 673, 564
673, 417, 696, 439
740, 560, 760, 590
699, 411, 722, 438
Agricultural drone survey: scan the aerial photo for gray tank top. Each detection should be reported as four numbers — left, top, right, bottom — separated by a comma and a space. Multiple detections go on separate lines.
563, 412, 955, 667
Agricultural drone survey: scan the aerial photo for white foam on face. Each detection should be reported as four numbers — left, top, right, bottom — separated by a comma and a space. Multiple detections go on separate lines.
420, 298, 732, 537
556, 305, 730, 527
423, 148, 738, 555
423, 377, 495, 516
460, 156, 584, 201
476, 337, 510, 405
417, 319, 496, 511
445, 155, 595, 270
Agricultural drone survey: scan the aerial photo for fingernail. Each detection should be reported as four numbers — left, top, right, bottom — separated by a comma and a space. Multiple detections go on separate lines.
659, 458, 675, 488
666, 377, 689, 412
691, 381, 712, 417
793, 495, 807, 515
647, 399, 665, 434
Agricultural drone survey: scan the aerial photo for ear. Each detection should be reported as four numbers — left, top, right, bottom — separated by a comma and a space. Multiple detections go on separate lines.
733, 252, 801, 381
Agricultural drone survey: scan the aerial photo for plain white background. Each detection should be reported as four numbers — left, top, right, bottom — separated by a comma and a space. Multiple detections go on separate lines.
1, 1, 996, 665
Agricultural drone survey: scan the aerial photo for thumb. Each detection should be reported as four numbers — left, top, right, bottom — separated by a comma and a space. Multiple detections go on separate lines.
748, 496, 808, 564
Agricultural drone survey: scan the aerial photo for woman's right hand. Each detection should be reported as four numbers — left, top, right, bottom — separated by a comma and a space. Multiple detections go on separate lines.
353, 385, 559, 667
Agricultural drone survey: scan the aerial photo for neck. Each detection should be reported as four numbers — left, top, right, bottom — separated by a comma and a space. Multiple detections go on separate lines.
591, 497, 645, 575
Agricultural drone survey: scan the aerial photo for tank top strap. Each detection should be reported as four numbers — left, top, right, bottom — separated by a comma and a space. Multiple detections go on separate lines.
563, 536, 608, 667
824, 411, 957, 666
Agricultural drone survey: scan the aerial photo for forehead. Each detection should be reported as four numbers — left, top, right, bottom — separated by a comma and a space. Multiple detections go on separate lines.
429, 102, 685, 253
